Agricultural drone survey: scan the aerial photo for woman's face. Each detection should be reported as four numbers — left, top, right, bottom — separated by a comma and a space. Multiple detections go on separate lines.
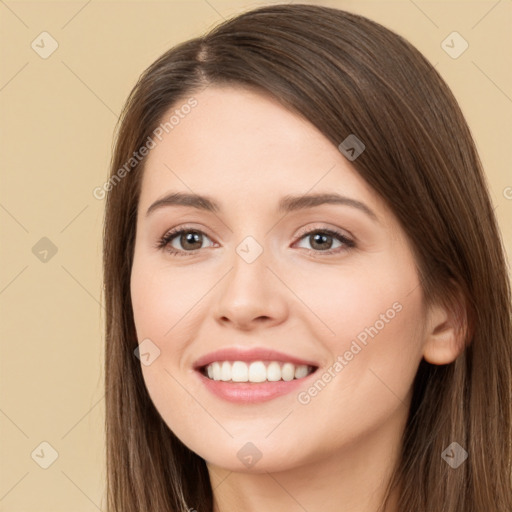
130, 84, 428, 473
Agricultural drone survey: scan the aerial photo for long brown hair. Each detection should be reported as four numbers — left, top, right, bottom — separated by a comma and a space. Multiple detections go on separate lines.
102, 4, 512, 511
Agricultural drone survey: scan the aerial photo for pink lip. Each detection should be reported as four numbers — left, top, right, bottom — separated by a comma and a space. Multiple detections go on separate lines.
195, 371, 317, 403
192, 346, 319, 370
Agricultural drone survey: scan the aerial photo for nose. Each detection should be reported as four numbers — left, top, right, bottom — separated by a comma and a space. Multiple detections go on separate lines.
213, 245, 288, 331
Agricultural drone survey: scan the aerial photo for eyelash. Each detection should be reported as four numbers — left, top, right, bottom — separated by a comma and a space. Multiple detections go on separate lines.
155, 224, 356, 257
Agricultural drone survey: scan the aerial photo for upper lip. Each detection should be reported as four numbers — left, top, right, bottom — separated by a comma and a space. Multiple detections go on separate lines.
193, 347, 319, 370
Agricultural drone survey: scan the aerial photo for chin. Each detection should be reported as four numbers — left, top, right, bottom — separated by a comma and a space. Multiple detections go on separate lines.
196, 437, 310, 474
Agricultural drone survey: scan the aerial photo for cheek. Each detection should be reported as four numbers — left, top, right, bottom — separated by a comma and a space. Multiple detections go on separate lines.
287, 248, 423, 349
291, 256, 425, 426
308, 292, 424, 446
289, 251, 425, 405
130, 257, 205, 343
130, 259, 206, 437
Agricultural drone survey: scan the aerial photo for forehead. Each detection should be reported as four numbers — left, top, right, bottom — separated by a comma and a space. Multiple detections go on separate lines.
145, 84, 334, 168
138, 85, 386, 218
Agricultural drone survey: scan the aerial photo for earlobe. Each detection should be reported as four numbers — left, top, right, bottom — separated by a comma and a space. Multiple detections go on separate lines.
422, 291, 469, 365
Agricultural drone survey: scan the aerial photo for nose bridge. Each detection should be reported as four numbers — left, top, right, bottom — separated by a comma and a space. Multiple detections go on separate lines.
213, 230, 287, 327
225, 233, 271, 300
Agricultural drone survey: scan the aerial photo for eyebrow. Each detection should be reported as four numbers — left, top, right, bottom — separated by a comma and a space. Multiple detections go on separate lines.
145, 191, 378, 222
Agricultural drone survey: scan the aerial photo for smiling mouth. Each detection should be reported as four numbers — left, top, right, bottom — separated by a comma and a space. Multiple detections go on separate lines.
199, 360, 318, 383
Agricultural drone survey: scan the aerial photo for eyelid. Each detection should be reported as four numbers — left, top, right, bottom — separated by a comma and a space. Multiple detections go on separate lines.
160, 222, 353, 242
294, 222, 354, 240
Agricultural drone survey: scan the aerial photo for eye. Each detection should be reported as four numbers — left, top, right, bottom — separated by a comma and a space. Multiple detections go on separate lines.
156, 226, 215, 256
293, 227, 355, 255
156, 225, 355, 257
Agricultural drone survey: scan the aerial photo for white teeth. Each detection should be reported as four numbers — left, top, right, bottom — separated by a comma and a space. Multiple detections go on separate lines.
203, 360, 314, 382
232, 361, 249, 382
294, 364, 309, 379
212, 362, 221, 381
248, 361, 267, 382
281, 362, 295, 381
221, 361, 231, 381
267, 361, 281, 381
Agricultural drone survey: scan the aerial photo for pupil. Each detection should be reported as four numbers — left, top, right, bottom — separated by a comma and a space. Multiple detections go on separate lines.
312, 233, 332, 250
183, 231, 201, 249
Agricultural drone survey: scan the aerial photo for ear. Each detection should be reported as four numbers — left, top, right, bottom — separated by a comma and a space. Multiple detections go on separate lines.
422, 287, 469, 365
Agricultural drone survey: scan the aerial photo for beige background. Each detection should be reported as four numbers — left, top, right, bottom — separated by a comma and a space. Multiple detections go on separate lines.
0, 0, 510, 510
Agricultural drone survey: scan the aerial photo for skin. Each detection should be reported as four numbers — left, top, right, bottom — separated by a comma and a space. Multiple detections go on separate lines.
130, 85, 464, 512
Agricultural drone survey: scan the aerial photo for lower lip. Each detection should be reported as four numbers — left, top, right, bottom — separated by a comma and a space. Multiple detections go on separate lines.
195, 369, 317, 403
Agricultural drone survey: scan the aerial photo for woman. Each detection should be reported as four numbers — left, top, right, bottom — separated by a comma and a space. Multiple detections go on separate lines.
102, 3, 512, 511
